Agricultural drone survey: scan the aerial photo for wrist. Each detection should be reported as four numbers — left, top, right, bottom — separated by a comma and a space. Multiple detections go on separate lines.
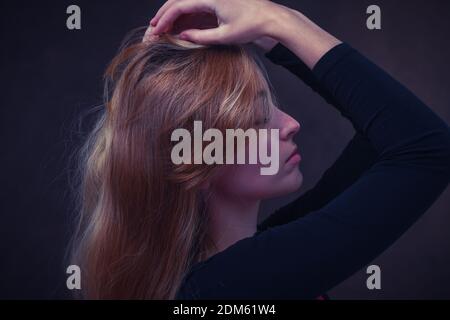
264, 4, 299, 41
266, 6, 343, 69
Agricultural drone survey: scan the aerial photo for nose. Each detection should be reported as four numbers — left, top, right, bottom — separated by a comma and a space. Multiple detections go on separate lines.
279, 112, 301, 141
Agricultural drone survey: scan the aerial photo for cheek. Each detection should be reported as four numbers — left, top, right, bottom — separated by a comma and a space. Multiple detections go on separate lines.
213, 163, 303, 200
210, 129, 303, 199
212, 164, 273, 199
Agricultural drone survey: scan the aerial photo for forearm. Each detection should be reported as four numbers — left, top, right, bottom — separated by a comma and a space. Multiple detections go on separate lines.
267, 6, 342, 69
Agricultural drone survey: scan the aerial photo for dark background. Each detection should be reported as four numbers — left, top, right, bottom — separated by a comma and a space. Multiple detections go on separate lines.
1, 0, 449, 299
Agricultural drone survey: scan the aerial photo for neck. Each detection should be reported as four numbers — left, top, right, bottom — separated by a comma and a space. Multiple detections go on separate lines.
207, 192, 260, 258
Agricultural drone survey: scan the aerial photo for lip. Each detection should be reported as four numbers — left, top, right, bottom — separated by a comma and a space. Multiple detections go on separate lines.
286, 146, 301, 164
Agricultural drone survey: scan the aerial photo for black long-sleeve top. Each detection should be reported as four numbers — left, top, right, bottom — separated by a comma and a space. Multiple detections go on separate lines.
175, 42, 450, 300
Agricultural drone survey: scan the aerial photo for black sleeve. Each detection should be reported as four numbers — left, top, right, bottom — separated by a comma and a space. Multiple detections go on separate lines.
258, 132, 378, 232
258, 43, 379, 232
176, 42, 450, 299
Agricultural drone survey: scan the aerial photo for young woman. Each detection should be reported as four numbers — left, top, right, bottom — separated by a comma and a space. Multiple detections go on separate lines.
70, 0, 450, 299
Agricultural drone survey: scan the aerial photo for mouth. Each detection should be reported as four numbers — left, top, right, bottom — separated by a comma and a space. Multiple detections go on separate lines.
285, 146, 301, 164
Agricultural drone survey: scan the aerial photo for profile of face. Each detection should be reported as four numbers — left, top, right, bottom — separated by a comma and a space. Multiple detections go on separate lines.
208, 104, 303, 202
143, 24, 302, 203
138, 33, 303, 202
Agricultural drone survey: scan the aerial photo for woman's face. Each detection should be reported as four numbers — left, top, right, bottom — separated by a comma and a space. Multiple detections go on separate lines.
211, 106, 302, 201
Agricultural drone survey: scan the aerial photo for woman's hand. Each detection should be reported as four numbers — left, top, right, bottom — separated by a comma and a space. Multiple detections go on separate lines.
149, 0, 342, 69
149, 0, 288, 45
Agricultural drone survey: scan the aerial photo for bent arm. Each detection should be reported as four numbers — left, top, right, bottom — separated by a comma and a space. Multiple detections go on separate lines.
176, 6, 450, 300
178, 42, 450, 299
258, 132, 378, 231
258, 43, 380, 232
266, 8, 343, 70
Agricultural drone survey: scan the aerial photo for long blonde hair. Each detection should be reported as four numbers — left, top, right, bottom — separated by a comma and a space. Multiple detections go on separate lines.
69, 27, 275, 299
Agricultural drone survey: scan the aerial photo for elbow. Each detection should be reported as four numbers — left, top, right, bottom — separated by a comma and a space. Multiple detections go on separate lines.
433, 126, 450, 178
443, 127, 450, 172
380, 125, 450, 179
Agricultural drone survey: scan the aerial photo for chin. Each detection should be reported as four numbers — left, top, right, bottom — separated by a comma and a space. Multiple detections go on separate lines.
290, 170, 303, 192
286, 169, 303, 193
266, 169, 304, 199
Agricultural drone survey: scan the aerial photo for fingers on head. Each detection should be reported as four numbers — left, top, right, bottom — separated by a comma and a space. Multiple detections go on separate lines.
181, 25, 227, 45
152, 0, 214, 35
151, 0, 175, 26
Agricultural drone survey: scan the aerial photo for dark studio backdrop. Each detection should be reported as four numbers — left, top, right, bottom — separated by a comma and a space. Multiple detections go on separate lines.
1, 0, 449, 299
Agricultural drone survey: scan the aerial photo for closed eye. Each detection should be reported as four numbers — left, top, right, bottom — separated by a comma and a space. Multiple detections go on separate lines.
254, 116, 270, 127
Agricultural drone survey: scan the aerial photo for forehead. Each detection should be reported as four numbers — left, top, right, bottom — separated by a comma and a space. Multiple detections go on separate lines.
255, 89, 277, 107
254, 89, 277, 119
